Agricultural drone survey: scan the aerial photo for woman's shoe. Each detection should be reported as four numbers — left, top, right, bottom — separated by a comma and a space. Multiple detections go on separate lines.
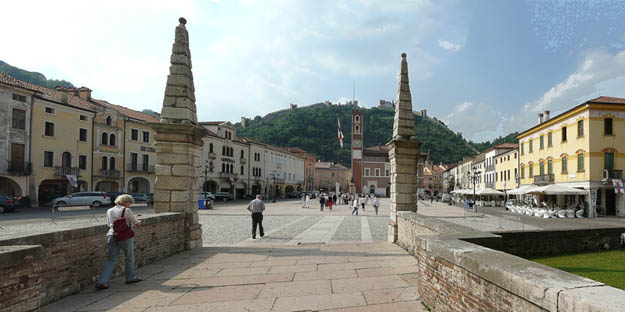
95, 284, 109, 290
126, 277, 143, 284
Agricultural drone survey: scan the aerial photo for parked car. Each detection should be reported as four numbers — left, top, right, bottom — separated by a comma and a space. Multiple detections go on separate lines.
441, 194, 451, 203
106, 192, 124, 204
199, 192, 216, 200
131, 193, 148, 203
146, 193, 154, 205
51, 192, 112, 208
285, 192, 301, 199
214, 192, 233, 202
0, 195, 18, 213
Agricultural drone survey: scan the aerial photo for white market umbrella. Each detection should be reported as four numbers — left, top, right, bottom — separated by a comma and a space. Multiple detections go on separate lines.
508, 185, 533, 195
476, 188, 504, 195
532, 184, 586, 195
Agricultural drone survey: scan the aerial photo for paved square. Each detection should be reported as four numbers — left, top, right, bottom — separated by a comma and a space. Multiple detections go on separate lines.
42, 242, 426, 312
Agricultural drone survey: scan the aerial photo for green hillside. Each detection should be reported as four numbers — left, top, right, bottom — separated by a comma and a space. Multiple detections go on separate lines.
0, 60, 74, 89
236, 104, 515, 166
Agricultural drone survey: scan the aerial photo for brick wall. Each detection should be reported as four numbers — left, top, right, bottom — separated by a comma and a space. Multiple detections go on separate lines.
0, 212, 185, 310
0, 246, 44, 312
396, 211, 625, 311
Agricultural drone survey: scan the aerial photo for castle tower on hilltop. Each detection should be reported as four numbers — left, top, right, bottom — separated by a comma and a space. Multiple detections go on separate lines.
351, 108, 364, 193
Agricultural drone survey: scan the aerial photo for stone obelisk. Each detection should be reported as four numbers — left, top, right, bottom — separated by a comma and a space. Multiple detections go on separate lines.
151, 17, 207, 249
388, 53, 420, 243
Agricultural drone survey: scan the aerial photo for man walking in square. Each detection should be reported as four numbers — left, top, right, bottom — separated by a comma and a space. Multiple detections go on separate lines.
247, 195, 265, 239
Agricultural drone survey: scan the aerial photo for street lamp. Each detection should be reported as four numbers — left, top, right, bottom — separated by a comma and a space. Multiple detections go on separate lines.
471, 167, 481, 214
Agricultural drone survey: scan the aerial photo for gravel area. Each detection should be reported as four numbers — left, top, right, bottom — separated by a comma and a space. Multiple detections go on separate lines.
200, 215, 305, 245
261, 216, 322, 243
0, 212, 160, 238
368, 216, 388, 241
332, 215, 362, 241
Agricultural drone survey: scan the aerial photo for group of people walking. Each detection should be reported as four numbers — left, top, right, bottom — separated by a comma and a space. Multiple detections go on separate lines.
301, 192, 379, 215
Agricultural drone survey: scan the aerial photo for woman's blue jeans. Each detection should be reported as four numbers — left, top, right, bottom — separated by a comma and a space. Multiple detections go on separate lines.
98, 236, 135, 284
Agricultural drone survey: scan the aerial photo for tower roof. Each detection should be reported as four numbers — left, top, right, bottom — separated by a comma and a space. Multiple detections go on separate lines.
393, 53, 415, 141
160, 17, 198, 124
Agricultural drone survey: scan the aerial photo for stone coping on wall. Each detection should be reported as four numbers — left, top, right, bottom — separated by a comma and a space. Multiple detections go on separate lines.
0, 212, 183, 245
398, 211, 625, 311
0, 245, 44, 270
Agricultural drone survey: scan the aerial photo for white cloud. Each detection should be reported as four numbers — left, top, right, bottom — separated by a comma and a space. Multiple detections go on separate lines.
448, 49, 625, 141
438, 40, 462, 52
513, 49, 625, 132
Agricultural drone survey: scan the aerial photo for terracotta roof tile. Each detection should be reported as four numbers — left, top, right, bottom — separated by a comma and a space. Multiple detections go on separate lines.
91, 99, 159, 123
587, 96, 625, 104
0, 72, 97, 112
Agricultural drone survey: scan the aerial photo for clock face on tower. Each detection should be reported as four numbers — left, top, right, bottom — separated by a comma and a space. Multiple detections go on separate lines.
353, 139, 362, 148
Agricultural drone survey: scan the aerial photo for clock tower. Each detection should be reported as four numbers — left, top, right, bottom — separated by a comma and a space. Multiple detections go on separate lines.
351, 109, 363, 193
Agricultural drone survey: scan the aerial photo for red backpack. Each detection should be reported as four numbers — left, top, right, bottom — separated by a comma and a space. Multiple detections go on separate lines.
113, 208, 134, 242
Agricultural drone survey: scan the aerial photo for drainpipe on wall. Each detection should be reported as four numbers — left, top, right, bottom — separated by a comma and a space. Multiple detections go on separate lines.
122, 118, 127, 192
247, 143, 251, 198
28, 93, 35, 204
90, 112, 95, 191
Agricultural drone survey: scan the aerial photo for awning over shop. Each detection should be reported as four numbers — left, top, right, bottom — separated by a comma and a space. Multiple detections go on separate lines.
476, 188, 504, 195
529, 184, 587, 195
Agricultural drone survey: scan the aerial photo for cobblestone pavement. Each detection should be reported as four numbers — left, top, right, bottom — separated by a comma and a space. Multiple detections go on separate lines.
43, 241, 426, 312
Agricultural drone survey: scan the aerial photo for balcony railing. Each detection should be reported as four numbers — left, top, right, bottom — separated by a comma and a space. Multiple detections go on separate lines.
240, 158, 247, 164
207, 152, 217, 159
55, 166, 80, 177
100, 169, 121, 179
127, 163, 155, 173
485, 165, 495, 172
485, 182, 495, 188
533, 173, 554, 185
7, 161, 32, 175
605, 169, 623, 180
219, 172, 239, 179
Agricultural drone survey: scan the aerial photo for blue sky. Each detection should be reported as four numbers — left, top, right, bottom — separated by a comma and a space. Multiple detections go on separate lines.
3, 0, 625, 142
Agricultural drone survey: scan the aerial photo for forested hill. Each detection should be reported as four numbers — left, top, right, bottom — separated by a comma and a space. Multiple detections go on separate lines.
0, 60, 74, 89
235, 103, 518, 166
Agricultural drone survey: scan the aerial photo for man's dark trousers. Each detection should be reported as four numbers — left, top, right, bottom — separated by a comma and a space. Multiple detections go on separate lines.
252, 212, 264, 238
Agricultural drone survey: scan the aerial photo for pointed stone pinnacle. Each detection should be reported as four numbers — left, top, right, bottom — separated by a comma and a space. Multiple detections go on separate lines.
393, 53, 415, 141
160, 17, 197, 125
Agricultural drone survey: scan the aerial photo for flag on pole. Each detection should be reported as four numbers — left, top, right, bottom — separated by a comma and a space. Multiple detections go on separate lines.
337, 118, 344, 148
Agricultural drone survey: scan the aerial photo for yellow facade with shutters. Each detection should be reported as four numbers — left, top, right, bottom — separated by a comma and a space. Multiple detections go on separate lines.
517, 97, 625, 216
495, 149, 519, 191
31, 98, 95, 204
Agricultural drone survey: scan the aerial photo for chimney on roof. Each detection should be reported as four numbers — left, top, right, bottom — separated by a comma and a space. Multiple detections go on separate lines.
54, 86, 68, 104
78, 87, 92, 101
538, 113, 544, 124
544, 110, 550, 121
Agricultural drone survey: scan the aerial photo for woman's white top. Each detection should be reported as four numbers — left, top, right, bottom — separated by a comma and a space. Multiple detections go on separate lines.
105, 205, 140, 236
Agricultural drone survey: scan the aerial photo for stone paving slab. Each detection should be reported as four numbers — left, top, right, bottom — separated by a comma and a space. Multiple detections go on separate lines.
42, 242, 423, 312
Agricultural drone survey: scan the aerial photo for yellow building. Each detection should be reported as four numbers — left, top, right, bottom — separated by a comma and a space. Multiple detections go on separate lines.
494, 147, 519, 192
518, 96, 625, 216
93, 100, 158, 193
31, 87, 96, 205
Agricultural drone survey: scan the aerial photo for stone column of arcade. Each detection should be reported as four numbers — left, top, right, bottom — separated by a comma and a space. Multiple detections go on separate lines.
150, 17, 207, 249
388, 53, 421, 243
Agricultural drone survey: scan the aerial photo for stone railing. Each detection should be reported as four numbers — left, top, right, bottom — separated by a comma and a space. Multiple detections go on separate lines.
0, 213, 185, 311
395, 212, 625, 312
533, 173, 554, 185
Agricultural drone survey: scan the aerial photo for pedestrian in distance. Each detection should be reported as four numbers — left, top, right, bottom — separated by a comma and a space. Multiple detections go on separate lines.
247, 194, 266, 239
319, 194, 325, 211
430, 195, 433, 204
360, 194, 366, 211
305, 194, 310, 208
372, 195, 380, 215
301, 193, 306, 208
328, 195, 333, 211
333, 194, 337, 206
96, 194, 143, 290
352, 195, 359, 215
